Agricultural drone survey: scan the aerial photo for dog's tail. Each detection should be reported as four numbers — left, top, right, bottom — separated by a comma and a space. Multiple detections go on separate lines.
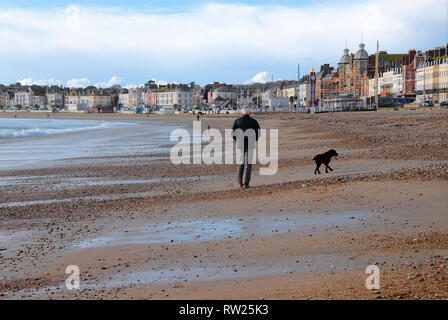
312, 155, 317, 161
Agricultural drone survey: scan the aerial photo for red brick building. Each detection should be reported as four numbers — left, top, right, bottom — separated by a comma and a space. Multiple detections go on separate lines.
402, 49, 425, 97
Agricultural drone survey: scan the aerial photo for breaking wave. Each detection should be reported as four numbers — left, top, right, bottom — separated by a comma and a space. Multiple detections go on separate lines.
0, 120, 114, 139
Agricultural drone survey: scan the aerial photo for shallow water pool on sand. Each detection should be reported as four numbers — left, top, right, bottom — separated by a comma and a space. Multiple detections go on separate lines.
77, 212, 370, 249
104, 252, 364, 287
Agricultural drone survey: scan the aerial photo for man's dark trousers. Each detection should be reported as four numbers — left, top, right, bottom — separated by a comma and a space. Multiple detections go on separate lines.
238, 150, 251, 186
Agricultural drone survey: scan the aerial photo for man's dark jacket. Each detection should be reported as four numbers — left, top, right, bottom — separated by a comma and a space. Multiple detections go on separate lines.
232, 114, 260, 150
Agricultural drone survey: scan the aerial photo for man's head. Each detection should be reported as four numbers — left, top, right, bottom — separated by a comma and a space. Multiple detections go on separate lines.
242, 108, 250, 116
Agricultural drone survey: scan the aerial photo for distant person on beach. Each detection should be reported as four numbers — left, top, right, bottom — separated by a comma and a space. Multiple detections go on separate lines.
196, 114, 200, 121
232, 108, 260, 189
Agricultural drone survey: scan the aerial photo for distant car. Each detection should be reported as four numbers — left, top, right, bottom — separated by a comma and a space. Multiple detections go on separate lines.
440, 100, 448, 107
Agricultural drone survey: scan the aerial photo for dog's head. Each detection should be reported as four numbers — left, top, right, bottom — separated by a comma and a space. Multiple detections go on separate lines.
328, 149, 338, 158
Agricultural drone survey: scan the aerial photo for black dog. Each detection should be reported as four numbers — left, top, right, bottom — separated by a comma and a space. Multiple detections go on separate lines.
313, 149, 338, 174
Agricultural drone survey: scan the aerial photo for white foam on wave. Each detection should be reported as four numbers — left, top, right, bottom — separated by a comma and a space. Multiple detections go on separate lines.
0, 121, 112, 139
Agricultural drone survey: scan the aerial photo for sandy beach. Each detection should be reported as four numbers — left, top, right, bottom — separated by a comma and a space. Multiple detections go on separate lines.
0, 109, 447, 300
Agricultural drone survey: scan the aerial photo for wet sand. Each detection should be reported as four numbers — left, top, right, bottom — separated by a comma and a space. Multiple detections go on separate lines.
0, 110, 447, 299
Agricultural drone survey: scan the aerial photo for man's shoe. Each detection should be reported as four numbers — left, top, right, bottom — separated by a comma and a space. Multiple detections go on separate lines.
243, 185, 250, 189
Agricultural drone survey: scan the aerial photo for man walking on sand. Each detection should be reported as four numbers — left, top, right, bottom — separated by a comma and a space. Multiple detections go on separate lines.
232, 108, 260, 189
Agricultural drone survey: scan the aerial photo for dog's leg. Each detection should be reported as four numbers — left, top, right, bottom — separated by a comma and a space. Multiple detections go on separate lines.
325, 165, 329, 173
328, 165, 333, 172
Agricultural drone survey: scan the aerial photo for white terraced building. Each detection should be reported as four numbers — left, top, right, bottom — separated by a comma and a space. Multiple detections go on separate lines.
119, 88, 143, 108
381, 68, 402, 97
416, 58, 448, 102
368, 77, 383, 98
145, 88, 194, 108
211, 86, 237, 102
33, 95, 47, 107
299, 82, 309, 108
261, 90, 289, 111
13, 90, 33, 107
46, 93, 64, 107
65, 94, 90, 111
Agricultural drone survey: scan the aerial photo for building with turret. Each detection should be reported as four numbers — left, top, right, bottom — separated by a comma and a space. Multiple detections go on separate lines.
337, 48, 351, 95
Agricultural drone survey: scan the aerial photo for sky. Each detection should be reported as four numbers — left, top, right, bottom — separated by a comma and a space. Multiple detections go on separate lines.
0, 0, 446, 87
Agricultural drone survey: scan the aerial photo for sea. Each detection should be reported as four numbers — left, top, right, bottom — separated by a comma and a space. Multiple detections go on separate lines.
0, 118, 116, 140
0, 118, 176, 170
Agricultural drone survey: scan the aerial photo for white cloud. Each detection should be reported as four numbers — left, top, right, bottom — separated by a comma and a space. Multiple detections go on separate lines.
247, 71, 270, 84
94, 75, 122, 88
16, 76, 130, 88
152, 79, 172, 86
0, 1, 445, 83
67, 78, 91, 88
124, 84, 139, 89
17, 78, 34, 86
17, 78, 63, 86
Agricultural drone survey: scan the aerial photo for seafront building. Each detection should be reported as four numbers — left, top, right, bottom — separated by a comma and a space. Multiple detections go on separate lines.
145, 85, 194, 109
46, 93, 64, 107
301, 42, 448, 111
436, 58, 448, 101
298, 76, 310, 108
118, 92, 129, 108
0, 93, 12, 108
211, 85, 237, 103
65, 93, 90, 111
416, 57, 448, 103
13, 90, 34, 108
89, 92, 112, 108
118, 88, 142, 109
33, 95, 47, 107
368, 76, 383, 100
261, 89, 289, 111
280, 85, 297, 101
1, 43, 447, 113
307, 42, 370, 112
